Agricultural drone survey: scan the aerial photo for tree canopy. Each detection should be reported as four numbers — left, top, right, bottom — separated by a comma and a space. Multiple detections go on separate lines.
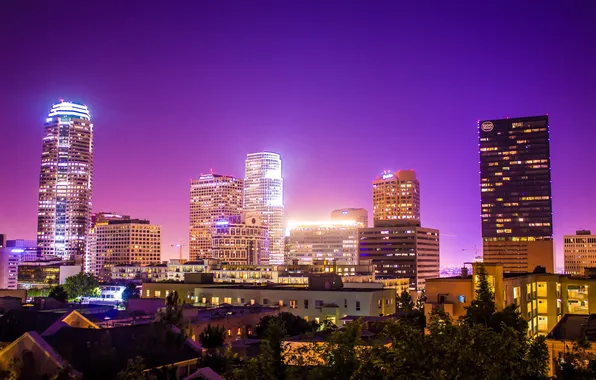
63, 272, 100, 301
255, 312, 318, 338
48, 285, 69, 303
199, 324, 226, 350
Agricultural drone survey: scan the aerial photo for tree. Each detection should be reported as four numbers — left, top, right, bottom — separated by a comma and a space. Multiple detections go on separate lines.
555, 336, 596, 379
396, 290, 414, 313
48, 285, 68, 303
158, 291, 183, 328
122, 283, 140, 305
63, 272, 100, 301
255, 312, 317, 338
116, 356, 146, 380
199, 324, 226, 351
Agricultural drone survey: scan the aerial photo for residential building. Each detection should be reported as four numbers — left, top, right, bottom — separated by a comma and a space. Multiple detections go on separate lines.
0, 249, 19, 289
479, 116, 554, 273
142, 274, 396, 325
189, 173, 243, 261
373, 170, 420, 227
88, 218, 161, 281
331, 208, 368, 227
36, 101, 94, 260
564, 230, 596, 275
359, 226, 439, 290
424, 263, 596, 337
167, 259, 219, 281
211, 214, 269, 265
546, 314, 596, 376
287, 220, 362, 265
244, 152, 285, 265
110, 263, 169, 283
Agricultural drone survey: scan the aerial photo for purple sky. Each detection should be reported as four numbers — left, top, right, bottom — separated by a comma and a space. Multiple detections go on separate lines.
1, 1, 596, 265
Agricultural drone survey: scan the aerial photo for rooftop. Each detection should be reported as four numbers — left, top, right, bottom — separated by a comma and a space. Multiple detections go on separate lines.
0, 309, 64, 342
548, 314, 596, 342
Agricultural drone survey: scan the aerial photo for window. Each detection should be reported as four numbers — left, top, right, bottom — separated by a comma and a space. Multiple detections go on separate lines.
344, 299, 347, 308
289, 300, 297, 309
278, 300, 284, 306
458, 295, 466, 303
356, 301, 361, 311
315, 300, 324, 308
304, 300, 309, 309
263, 298, 269, 305
155, 291, 161, 297
224, 297, 232, 304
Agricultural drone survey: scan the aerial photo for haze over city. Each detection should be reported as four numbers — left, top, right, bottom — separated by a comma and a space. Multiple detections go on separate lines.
2, 1, 596, 265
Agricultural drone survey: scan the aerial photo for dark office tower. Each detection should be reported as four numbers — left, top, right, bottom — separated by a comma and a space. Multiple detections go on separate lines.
479, 115, 553, 273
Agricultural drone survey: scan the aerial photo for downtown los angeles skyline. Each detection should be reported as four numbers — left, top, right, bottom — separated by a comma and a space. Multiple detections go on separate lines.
1, 2, 596, 266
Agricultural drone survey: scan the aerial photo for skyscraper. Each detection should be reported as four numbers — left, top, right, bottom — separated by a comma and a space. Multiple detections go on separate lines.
479, 116, 554, 273
373, 170, 420, 227
189, 174, 243, 261
331, 208, 368, 227
244, 152, 285, 265
211, 213, 269, 265
36, 101, 93, 260
359, 170, 439, 290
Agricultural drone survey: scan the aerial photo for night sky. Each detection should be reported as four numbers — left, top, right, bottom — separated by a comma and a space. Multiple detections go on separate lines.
1, 1, 595, 265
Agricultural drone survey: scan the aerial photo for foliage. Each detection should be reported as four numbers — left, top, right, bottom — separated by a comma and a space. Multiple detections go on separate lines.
395, 289, 425, 329
255, 312, 318, 338
122, 283, 140, 304
63, 272, 100, 301
555, 336, 596, 379
396, 290, 414, 313
48, 285, 68, 302
199, 324, 226, 350
158, 291, 184, 328
26, 287, 50, 298
116, 356, 146, 380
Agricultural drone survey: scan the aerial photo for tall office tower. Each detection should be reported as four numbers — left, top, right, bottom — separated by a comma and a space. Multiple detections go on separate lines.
211, 214, 269, 265
92, 218, 161, 281
244, 152, 285, 265
331, 208, 369, 227
85, 212, 130, 275
564, 230, 596, 275
288, 220, 363, 265
359, 227, 439, 290
373, 170, 420, 227
479, 116, 553, 273
36, 101, 94, 260
189, 174, 244, 261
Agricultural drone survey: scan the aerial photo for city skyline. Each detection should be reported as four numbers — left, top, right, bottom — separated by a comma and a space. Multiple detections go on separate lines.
2, 2, 596, 266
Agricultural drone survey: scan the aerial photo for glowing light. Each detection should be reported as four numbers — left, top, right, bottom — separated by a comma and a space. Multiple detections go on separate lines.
215, 220, 230, 226
11, 249, 24, 253
47, 101, 90, 120
382, 173, 394, 180
199, 174, 214, 180
287, 220, 360, 229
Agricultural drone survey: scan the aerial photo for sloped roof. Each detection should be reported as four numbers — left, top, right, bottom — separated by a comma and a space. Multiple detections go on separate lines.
43, 323, 200, 379
0, 310, 65, 342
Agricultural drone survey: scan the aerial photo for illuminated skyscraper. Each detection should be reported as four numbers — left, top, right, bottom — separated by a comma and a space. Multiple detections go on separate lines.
189, 174, 243, 260
373, 170, 420, 227
36, 101, 93, 260
244, 152, 285, 265
211, 213, 269, 265
479, 116, 554, 273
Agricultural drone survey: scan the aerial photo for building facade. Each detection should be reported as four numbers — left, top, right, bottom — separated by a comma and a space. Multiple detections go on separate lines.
0, 249, 19, 289
564, 230, 596, 275
211, 214, 269, 265
91, 218, 161, 281
372, 170, 420, 227
189, 174, 243, 261
85, 212, 131, 276
331, 208, 368, 227
358, 226, 439, 290
425, 263, 596, 337
243, 152, 285, 265
288, 220, 362, 265
37, 101, 94, 260
479, 116, 554, 273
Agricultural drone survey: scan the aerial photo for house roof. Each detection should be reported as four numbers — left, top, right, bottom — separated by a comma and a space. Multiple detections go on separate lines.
0, 310, 65, 342
43, 323, 200, 378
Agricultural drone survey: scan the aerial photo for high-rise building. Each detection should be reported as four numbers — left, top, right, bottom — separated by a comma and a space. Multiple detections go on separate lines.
331, 208, 368, 227
564, 230, 596, 275
288, 220, 362, 265
90, 218, 161, 281
0, 248, 19, 289
211, 214, 269, 265
36, 101, 94, 260
189, 174, 244, 261
85, 212, 130, 276
243, 152, 285, 265
359, 226, 439, 290
373, 170, 420, 227
479, 116, 553, 273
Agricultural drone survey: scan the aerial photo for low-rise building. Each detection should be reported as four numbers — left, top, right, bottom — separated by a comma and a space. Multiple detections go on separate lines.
17, 259, 80, 289
142, 274, 396, 325
425, 263, 596, 336
545, 314, 596, 377
110, 263, 169, 283
564, 230, 596, 275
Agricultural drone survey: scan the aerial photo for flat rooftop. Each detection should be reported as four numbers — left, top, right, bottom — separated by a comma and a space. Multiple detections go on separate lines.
190, 284, 387, 292
548, 314, 596, 341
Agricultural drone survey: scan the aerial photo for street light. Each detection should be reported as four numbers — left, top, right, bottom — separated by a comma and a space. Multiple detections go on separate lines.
170, 243, 186, 261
